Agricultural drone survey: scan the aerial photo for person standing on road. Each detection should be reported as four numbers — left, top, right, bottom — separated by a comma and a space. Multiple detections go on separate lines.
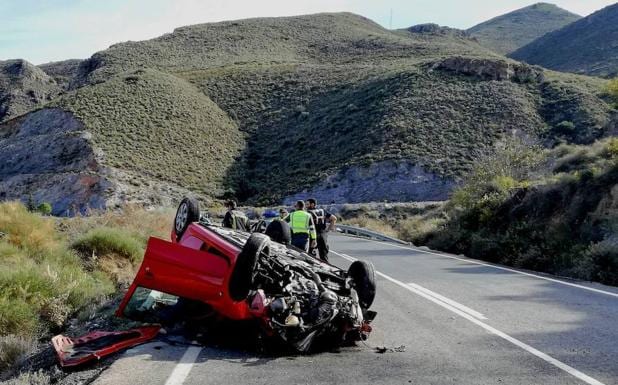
222, 199, 249, 231
285, 200, 316, 252
306, 198, 337, 262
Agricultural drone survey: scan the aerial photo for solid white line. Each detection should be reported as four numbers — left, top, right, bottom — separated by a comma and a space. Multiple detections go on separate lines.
331, 250, 606, 385
344, 237, 618, 299
406, 282, 487, 320
164, 346, 202, 385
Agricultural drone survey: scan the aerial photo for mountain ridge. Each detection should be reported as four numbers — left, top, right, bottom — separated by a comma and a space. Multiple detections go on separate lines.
0, 12, 614, 212
468, 3, 581, 55
510, 3, 618, 78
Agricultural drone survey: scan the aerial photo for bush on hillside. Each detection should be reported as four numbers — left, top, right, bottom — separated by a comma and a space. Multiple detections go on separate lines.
36, 203, 52, 216
606, 78, 618, 107
72, 227, 144, 264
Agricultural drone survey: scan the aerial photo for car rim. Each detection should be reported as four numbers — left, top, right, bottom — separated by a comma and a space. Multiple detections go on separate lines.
175, 203, 188, 232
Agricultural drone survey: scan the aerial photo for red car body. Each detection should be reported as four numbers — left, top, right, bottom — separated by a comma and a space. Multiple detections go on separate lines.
117, 223, 258, 320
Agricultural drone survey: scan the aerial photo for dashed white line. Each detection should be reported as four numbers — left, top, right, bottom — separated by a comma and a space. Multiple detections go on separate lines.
345, 237, 618, 299
164, 346, 202, 385
331, 250, 606, 385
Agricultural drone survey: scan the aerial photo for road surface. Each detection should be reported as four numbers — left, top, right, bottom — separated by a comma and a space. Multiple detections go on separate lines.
93, 234, 618, 385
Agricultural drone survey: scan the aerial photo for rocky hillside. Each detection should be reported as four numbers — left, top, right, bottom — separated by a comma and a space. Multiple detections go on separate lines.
0, 59, 61, 122
511, 3, 618, 77
468, 3, 581, 55
0, 12, 615, 212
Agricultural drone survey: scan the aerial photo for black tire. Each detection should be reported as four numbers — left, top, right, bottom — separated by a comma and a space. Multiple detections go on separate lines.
174, 197, 200, 241
265, 220, 291, 245
229, 233, 270, 301
347, 260, 376, 310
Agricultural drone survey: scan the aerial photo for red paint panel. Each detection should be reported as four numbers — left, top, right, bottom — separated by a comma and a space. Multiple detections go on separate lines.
51, 325, 160, 367
118, 231, 253, 320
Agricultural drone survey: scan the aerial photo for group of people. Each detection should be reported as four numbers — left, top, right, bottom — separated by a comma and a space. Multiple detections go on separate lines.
222, 198, 337, 262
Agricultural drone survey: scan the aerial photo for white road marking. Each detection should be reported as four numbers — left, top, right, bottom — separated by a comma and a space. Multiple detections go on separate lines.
331, 250, 606, 385
164, 346, 202, 385
406, 281, 487, 320
344, 237, 618, 299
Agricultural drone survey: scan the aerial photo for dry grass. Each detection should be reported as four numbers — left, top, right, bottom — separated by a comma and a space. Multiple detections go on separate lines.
0, 202, 173, 373
0, 335, 35, 373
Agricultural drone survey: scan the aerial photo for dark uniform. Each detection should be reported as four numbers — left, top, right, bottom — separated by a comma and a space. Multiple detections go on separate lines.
308, 208, 333, 262
222, 209, 249, 231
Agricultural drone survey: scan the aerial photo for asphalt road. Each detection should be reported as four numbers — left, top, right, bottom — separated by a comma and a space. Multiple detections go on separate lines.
93, 234, 618, 385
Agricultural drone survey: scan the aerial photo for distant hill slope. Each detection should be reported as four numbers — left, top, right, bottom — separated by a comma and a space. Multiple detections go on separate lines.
0, 12, 615, 211
0, 59, 61, 122
510, 3, 618, 77
468, 3, 581, 55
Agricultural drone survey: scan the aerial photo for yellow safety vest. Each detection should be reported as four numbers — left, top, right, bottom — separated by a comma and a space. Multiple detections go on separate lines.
288, 210, 316, 240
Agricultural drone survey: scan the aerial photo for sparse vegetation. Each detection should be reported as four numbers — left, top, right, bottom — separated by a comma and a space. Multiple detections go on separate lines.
0, 202, 172, 373
607, 77, 618, 107
341, 136, 617, 285
468, 3, 581, 55
2, 13, 613, 207
511, 3, 618, 77
52, 69, 243, 197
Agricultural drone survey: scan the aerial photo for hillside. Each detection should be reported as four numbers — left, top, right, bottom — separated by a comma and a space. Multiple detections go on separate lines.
468, 3, 581, 55
0, 59, 61, 123
511, 3, 618, 77
0, 12, 615, 211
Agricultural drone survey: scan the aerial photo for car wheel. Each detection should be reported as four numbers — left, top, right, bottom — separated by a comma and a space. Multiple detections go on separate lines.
229, 233, 270, 301
174, 197, 200, 241
265, 220, 291, 245
347, 260, 376, 310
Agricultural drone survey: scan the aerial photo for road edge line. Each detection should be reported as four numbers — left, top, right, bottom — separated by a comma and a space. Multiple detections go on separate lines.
351, 237, 618, 299
331, 250, 606, 385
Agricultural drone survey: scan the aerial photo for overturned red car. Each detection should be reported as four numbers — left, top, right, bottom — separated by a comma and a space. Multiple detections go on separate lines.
115, 197, 377, 352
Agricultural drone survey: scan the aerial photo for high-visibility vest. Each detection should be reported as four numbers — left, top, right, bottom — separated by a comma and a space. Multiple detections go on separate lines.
288, 210, 316, 240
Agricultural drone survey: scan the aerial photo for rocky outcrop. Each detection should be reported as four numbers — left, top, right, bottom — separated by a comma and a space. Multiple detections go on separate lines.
0, 59, 61, 122
406, 24, 471, 39
0, 107, 210, 215
283, 161, 454, 205
0, 108, 108, 215
431, 57, 544, 83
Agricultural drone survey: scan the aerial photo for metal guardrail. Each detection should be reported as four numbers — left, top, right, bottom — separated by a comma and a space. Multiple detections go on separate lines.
336, 224, 410, 245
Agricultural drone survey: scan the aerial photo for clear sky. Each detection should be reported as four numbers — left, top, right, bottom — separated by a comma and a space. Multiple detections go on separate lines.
1, 0, 615, 64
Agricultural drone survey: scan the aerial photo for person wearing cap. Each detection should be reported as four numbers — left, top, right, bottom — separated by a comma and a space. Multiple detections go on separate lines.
284, 200, 316, 252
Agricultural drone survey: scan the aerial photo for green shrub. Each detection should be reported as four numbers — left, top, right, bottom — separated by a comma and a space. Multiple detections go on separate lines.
584, 237, 618, 285
0, 335, 35, 373
0, 299, 39, 340
72, 227, 144, 264
0, 202, 115, 342
36, 202, 52, 216
606, 77, 618, 107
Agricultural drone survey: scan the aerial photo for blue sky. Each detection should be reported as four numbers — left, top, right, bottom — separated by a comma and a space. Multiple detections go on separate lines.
1, 0, 615, 64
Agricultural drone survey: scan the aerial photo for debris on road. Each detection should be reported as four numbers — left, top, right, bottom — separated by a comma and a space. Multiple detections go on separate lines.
374, 345, 406, 354
51, 326, 161, 367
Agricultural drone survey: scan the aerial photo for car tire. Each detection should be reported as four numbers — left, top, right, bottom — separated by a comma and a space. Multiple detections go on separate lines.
265, 220, 291, 245
174, 197, 200, 241
229, 233, 270, 301
347, 260, 376, 310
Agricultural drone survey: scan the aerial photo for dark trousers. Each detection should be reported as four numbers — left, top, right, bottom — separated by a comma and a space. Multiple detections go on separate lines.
316, 232, 329, 262
291, 233, 309, 252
